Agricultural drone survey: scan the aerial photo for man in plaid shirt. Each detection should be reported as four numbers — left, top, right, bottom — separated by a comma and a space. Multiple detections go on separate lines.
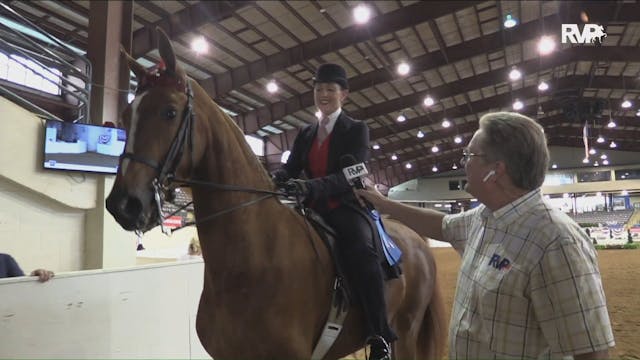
357, 112, 615, 359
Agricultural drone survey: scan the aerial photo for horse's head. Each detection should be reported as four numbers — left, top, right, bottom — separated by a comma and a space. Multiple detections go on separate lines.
106, 28, 204, 232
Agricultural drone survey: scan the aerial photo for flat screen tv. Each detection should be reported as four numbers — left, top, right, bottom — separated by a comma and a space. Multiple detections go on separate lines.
43, 119, 126, 174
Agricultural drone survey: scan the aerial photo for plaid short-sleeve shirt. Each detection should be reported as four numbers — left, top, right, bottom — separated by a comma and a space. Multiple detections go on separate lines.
442, 189, 615, 359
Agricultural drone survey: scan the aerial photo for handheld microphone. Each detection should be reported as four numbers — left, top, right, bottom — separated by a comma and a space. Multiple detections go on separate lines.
482, 170, 496, 182
340, 155, 368, 189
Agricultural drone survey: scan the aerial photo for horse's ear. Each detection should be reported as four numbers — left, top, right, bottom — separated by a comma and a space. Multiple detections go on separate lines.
156, 27, 177, 74
120, 45, 146, 81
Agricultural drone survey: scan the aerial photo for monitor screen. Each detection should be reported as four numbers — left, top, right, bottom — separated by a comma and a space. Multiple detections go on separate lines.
43, 119, 126, 174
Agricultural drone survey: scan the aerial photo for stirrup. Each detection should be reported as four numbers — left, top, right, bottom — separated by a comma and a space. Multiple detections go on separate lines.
365, 335, 391, 360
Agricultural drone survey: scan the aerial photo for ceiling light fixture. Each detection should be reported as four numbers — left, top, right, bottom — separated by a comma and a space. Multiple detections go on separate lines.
397, 62, 410, 76
372, 144, 380, 150
597, 135, 605, 143
537, 36, 556, 55
397, 113, 406, 122
508, 68, 522, 81
503, 14, 518, 28
538, 81, 549, 91
452, 163, 458, 170
621, 100, 632, 108
405, 163, 412, 169
513, 99, 524, 110
431, 145, 439, 153
417, 130, 424, 138
552, 163, 558, 169
603, 159, 609, 165
589, 148, 596, 155
441, 119, 451, 128
191, 36, 208, 54
423, 96, 435, 107
391, 154, 398, 160
454, 135, 462, 144
582, 157, 589, 164
266, 80, 278, 93
353, 4, 372, 24
609, 141, 617, 148
432, 165, 438, 172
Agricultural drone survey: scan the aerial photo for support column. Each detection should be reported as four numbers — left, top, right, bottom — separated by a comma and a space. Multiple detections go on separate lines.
84, 1, 136, 269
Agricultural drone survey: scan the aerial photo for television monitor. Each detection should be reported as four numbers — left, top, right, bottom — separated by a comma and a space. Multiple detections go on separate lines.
43, 119, 126, 174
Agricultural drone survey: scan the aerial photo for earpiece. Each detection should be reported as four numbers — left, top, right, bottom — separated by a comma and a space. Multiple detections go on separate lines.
482, 170, 496, 182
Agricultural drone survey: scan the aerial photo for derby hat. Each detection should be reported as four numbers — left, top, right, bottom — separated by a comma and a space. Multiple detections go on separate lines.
313, 63, 348, 89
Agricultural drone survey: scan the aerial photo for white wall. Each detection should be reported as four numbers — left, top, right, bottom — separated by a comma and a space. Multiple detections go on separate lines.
0, 261, 209, 359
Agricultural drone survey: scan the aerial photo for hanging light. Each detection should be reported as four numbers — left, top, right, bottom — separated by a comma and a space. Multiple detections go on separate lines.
441, 119, 451, 128
582, 157, 589, 164
621, 100, 632, 108
191, 36, 208, 54
372, 144, 380, 150
452, 163, 458, 170
513, 99, 524, 110
454, 135, 462, 144
538, 81, 549, 91
609, 141, 617, 148
607, 118, 616, 128
431, 145, 439, 153
417, 130, 425, 138
552, 163, 558, 169
423, 96, 435, 107
593, 161, 600, 167
537, 36, 556, 55
432, 165, 438, 172
391, 154, 398, 160
396, 113, 406, 122
405, 163, 412, 169
600, 153, 607, 159
397, 62, 410, 76
509, 68, 522, 81
353, 4, 372, 24
266, 80, 278, 93
503, 14, 518, 28
597, 135, 605, 143
589, 148, 596, 155
603, 159, 609, 165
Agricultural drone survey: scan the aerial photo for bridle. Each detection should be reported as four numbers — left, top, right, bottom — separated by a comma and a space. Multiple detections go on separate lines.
119, 65, 285, 235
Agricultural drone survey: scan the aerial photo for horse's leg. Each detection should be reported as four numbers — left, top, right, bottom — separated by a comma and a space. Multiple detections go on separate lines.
415, 256, 447, 360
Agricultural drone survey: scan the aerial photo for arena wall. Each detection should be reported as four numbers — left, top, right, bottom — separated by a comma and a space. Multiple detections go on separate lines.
0, 260, 209, 359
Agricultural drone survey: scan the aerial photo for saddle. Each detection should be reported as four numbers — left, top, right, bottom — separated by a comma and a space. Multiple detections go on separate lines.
301, 204, 403, 284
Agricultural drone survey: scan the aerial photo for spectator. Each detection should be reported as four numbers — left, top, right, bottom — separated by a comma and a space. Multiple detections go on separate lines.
0, 253, 54, 282
357, 112, 615, 359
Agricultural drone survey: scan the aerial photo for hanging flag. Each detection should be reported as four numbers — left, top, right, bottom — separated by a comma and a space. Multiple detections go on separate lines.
582, 121, 589, 159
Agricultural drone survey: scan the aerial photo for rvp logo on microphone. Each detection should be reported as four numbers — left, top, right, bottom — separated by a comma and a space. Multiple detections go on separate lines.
561, 24, 607, 45
343, 163, 368, 181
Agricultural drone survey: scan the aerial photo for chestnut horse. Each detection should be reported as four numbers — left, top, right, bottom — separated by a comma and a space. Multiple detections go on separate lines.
106, 29, 446, 360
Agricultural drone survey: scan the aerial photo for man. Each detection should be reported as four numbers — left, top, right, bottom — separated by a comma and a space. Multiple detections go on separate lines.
357, 112, 615, 359
0, 253, 55, 282
272, 63, 395, 360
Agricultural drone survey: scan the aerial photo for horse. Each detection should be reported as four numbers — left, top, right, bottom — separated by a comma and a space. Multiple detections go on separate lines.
106, 28, 446, 360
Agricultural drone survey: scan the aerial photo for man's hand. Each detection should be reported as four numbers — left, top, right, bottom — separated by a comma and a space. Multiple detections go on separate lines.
30, 269, 54, 282
284, 179, 309, 199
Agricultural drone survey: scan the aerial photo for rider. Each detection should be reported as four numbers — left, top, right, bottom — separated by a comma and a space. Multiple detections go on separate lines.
271, 63, 396, 360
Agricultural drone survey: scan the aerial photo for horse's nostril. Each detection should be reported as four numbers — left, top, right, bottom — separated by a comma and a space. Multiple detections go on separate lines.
123, 196, 143, 219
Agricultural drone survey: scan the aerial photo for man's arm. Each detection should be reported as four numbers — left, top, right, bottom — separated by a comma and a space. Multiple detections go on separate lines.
356, 186, 446, 240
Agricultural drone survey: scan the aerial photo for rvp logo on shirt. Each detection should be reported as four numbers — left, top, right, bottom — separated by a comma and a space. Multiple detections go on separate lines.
561, 24, 607, 45
488, 253, 511, 271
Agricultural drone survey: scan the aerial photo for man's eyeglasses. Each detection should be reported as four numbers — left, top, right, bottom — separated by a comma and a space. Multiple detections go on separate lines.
460, 149, 485, 165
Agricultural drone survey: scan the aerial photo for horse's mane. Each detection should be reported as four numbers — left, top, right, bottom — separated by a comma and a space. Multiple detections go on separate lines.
189, 78, 273, 188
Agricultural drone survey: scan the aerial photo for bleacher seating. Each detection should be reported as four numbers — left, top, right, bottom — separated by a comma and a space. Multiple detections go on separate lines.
570, 209, 634, 225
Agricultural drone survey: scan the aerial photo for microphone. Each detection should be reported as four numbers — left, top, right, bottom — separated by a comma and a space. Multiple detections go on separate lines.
340, 154, 368, 189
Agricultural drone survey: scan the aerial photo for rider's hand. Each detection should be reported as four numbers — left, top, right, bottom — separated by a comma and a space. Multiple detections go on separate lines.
284, 179, 309, 199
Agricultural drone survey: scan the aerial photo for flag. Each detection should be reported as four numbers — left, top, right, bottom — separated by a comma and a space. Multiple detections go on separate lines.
583, 121, 589, 159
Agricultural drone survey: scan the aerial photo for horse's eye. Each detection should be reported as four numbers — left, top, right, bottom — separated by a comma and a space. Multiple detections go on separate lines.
165, 108, 177, 119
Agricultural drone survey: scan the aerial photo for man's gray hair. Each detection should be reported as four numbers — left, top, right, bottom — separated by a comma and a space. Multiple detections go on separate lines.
478, 112, 549, 190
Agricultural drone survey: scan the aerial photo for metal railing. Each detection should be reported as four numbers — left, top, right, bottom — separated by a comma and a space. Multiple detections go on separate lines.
0, 2, 91, 123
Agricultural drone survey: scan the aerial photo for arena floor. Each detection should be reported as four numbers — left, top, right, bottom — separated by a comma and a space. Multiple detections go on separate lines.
432, 247, 640, 359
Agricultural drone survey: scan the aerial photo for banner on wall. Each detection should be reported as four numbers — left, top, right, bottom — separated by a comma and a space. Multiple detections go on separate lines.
162, 216, 182, 229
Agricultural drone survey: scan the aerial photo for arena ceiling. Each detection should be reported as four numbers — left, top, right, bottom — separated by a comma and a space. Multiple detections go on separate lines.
6, 0, 640, 188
